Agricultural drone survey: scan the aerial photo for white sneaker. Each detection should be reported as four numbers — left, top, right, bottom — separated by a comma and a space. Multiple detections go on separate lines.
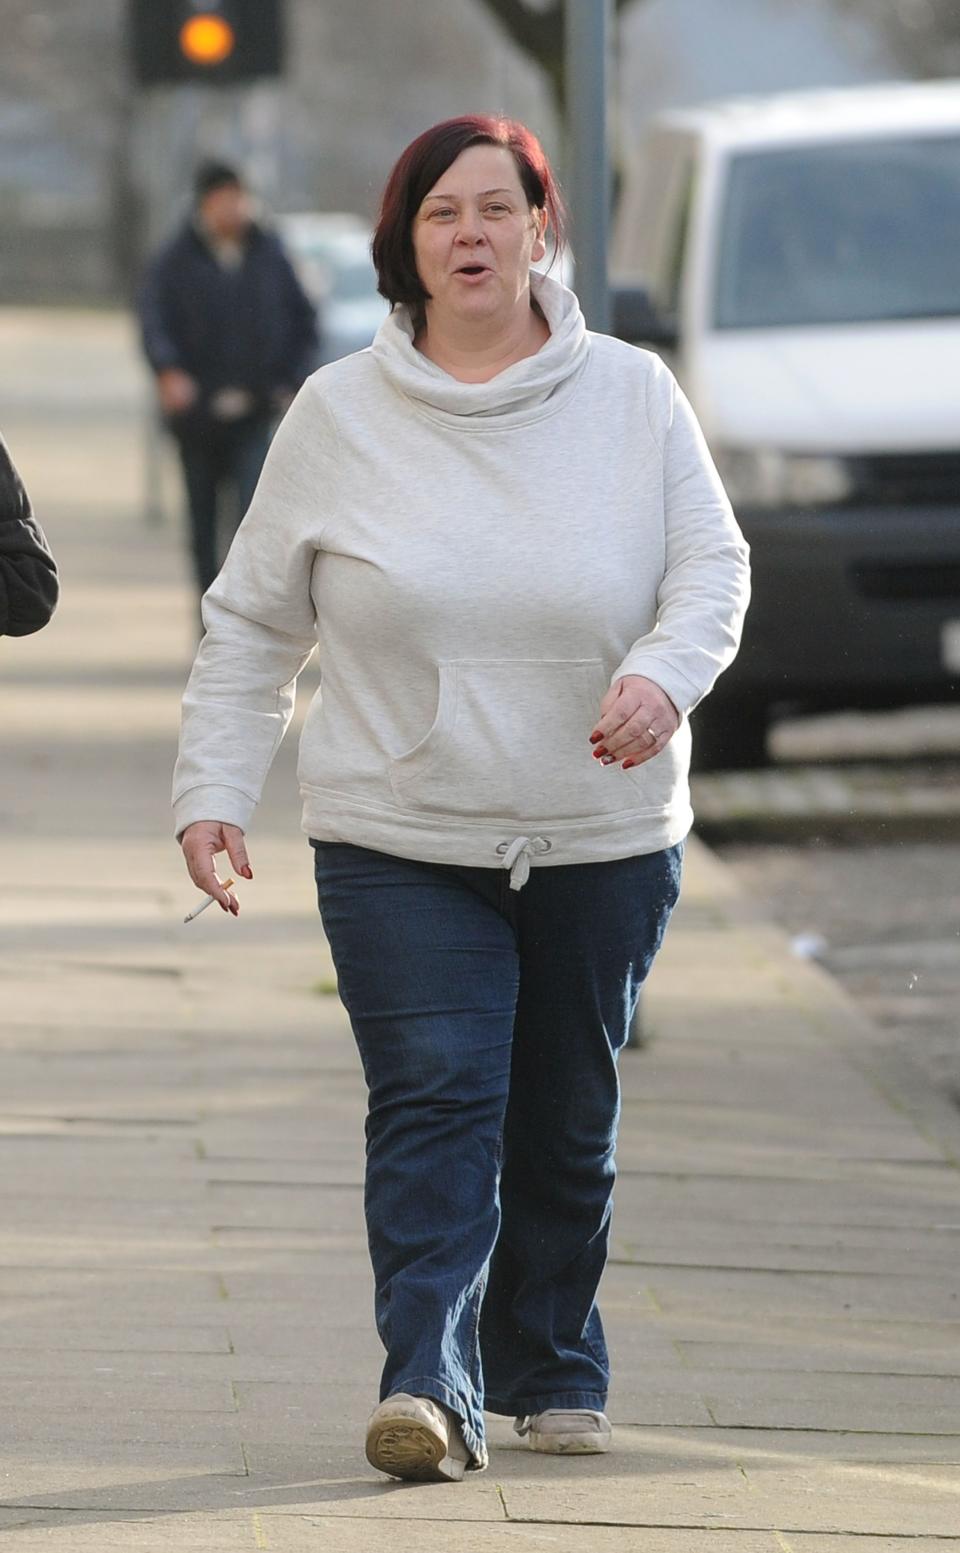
514, 1408, 612, 1454
365, 1392, 470, 1482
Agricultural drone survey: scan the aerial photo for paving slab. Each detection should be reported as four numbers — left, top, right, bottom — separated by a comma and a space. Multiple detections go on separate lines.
699, 1371, 960, 1433
674, 1336, 960, 1377
0, 1378, 237, 1416
0, 1325, 232, 1355
610, 1238, 960, 1277
258, 1528, 783, 1553
0, 1512, 263, 1551
496, 1435, 960, 1536
788, 1540, 960, 1553
641, 1266, 960, 1322
583, 1426, 960, 1463
0, 1513, 784, 1552
0, 1472, 509, 1520
5, 1413, 245, 1449
0, 1441, 245, 1500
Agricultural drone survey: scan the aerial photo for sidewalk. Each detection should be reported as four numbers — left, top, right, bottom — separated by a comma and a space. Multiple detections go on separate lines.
1, 313, 959, 1551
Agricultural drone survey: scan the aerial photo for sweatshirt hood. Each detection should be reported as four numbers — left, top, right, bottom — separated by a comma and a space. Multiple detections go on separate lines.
370, 271, 590, 429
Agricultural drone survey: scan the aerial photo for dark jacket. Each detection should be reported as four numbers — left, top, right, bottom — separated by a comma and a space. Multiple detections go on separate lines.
0, 434, 59, 637
138, 219, 320, 424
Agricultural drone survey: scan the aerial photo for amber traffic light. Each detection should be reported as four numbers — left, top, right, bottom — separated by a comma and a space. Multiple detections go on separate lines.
129, 1, 283, 86
179, 14, 236, 67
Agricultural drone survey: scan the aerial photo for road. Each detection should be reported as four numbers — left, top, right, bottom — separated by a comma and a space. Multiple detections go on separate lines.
696, 712, 960, 1111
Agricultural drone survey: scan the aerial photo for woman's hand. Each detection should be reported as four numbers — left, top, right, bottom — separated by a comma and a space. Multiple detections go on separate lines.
589, 675, 681, 770
179, 821, 253, 916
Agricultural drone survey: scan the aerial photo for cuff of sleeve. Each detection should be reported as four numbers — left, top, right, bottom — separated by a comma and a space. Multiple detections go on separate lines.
610, 657, 704, 717
173, 784, 257, 841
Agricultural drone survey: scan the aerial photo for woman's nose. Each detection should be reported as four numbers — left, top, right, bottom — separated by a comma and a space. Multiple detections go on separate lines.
456, 212, 484, 243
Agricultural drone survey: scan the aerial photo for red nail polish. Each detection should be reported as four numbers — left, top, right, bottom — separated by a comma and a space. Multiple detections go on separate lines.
589, 732, 603, 744
622, 759, 636, 769
592, 747, 608, 759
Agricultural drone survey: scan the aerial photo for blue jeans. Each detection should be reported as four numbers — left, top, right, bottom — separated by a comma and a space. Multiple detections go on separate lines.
312, 840, 683, 1469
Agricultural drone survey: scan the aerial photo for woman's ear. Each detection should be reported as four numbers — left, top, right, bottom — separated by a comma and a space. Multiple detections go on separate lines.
531, 209, 548, 264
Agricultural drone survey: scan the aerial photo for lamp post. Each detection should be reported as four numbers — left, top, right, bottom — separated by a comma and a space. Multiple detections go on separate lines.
564, 0, 613, 333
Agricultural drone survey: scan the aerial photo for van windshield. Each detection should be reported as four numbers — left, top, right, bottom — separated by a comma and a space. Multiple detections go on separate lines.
714, 135, 960, 328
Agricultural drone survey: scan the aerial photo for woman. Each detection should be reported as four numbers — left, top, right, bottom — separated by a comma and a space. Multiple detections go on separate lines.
175, 116, 750, 1483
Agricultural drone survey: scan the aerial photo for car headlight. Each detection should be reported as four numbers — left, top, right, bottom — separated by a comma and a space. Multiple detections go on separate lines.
714, 449, 854, 508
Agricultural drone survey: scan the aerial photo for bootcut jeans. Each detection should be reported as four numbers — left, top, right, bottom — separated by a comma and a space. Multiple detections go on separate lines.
312, 838, 684, 1469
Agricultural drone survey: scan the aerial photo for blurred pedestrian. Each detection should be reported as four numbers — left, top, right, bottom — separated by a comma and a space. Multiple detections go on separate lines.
138, 160, 320, 600
0, 432, 59, 637
174, 116, 750, 1482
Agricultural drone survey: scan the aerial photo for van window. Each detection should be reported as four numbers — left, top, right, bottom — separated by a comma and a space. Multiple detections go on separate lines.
714, 135, 960, 328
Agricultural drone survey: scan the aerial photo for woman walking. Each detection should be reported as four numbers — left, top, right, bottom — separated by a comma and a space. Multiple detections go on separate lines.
175, 115, 750, 1482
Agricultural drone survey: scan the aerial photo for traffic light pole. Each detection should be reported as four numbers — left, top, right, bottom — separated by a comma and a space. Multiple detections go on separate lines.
565, 0, 646, 1046
564, 0, 612, 334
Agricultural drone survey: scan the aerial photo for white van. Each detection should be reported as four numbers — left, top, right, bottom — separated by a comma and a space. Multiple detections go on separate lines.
612, 80, 960, 767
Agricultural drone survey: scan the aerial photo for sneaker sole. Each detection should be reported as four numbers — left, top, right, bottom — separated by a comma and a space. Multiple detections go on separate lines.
527, 1431, 612, 1455
365, 1417, 466, 1482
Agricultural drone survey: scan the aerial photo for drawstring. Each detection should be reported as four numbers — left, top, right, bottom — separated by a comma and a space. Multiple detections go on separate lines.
496, 835, 552, 891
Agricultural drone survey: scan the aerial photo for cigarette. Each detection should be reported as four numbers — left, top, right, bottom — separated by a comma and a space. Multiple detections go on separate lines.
183, 878, 235, 923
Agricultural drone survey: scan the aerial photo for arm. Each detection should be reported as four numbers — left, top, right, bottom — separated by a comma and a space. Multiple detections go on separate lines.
590, 359, 750, 766
0, 435, 59, 637
138, 251, 199, 416
612, 360, 750, 714
138, 251, 184, 375
173, 381, 338, 845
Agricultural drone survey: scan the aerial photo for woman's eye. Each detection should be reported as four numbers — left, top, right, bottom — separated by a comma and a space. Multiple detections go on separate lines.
485, 204, 509, 215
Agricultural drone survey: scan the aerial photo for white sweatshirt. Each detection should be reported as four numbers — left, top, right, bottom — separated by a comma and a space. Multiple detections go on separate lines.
173, 274, 749, 889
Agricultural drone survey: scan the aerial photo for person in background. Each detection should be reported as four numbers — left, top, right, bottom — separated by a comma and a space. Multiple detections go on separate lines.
173, 116, 750, 1483
138, 160, 320, 601
0, 432, 59, 637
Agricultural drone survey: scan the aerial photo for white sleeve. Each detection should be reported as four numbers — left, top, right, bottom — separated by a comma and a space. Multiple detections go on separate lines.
612, 360, 751, 714
172, 380, 338, 837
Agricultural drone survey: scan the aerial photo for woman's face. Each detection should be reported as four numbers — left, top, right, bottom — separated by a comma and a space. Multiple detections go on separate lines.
412, 144, 546, 327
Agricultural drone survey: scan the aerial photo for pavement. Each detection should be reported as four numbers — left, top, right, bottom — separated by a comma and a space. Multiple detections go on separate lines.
1, 309, 959, 1551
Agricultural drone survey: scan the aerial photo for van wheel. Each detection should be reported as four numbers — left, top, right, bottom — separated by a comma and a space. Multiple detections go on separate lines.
691, 696, 769, 772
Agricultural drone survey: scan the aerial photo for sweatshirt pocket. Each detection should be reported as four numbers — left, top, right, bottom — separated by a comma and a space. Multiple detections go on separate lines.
388, 659, 673, 822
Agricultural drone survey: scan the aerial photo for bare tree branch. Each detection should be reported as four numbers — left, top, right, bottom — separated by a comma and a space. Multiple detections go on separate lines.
479, 0, 564, 65
833, 0, 960, 77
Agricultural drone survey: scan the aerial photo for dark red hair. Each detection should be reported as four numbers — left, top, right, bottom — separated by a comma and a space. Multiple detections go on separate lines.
372, 115, 566, 309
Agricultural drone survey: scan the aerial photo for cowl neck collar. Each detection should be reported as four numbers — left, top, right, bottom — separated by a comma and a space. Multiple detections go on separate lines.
370, 271, 590, 430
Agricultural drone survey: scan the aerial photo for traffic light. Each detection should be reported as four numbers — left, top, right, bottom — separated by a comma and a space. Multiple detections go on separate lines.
129, 1, 284, 86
